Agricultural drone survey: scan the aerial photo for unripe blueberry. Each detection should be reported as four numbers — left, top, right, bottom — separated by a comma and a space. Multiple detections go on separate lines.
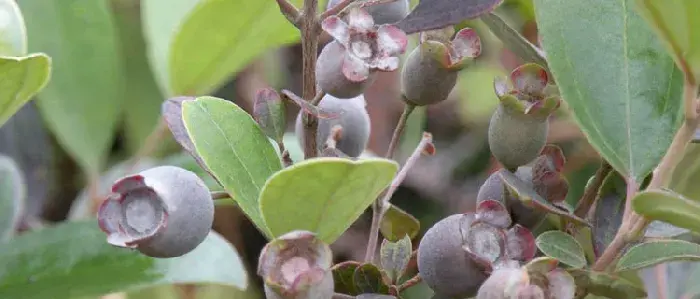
294, 94, 370, 157
476, 168, 546, 230
488, 104, 548, 170
417, 214, 489, 298
98, 165, 214, 258
488, 63, 560, 170
401, 28, 481, 106
316, 40, 378, 99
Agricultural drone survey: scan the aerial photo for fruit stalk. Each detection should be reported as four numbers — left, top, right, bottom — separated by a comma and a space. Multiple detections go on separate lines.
365, 132, 433, 262
385, 103, 415, 159
572, 160, 612, 219
275, 0, 300, 26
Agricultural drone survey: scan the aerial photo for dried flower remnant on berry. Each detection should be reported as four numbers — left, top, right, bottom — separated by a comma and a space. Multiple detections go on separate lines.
258, 230, 334, 299
321, 7, 408, 83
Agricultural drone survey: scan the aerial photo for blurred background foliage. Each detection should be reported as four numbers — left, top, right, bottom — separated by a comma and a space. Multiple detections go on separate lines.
3, 0, 700, 298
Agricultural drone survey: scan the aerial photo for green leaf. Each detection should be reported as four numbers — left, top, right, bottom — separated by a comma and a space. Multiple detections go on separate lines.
0, 155, 24, 241
0, 220, 247, 299
635, 0, 700, 82
353, 263, 391, 295
533, 0, 684, 182
182, 96, 281, 238
535, 231, 587, 269
569, 269, 647, 298
332, 261, 361, 296
141, 0, 202, 95
632, 189, 700, 234
499, 170, 590, 226
0, 0, 27, 56
616, 240, 700, 272
380, 204, 421, 242
113, 2, 165, 153
259, 157, 398, 244
0, 54, 51, 128
19, 0, 125, 175
380, 235, 412, 284
168, 0, 300, 95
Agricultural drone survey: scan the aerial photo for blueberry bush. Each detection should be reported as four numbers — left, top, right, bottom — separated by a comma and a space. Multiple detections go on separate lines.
1, 0, 700, 298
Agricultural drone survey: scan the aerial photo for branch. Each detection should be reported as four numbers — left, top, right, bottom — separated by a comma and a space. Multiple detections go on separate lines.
277, 141, 294, 167
386, 103, 416, 159
592, 77, 699, 272
573, 160, 612, 218
275, 0, 301, 27
300, 0, 321, 159
364, 132, 435, 262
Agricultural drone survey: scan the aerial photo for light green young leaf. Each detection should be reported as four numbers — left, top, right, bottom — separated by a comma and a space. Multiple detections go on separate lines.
616, 240, 700, 272
0, 154, 24, 242
632, 189, 700, 234
535, 231, 587, 269
0, 0, 27, 56
0, 220, 247, 299
113, 2, 165, 153
141, 0, 202, 95
168, 0, 300, 95
19, 0, 125, 175
635, 0, 700, 83
0, 54, 51, 127
182, 96, 281, 238
380, 235, 412, 284
534, 0, 684, 182
260, 157, 398, 243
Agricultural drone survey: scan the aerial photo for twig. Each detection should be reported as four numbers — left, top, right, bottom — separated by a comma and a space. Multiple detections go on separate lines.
277, 141, 294, 166
211, 191, 230, 200
311, 90, 327, 105
397, 275, 423, 292
300, 0, 321, 159
321, 0, 356, 19
591, 178, 639, 271
364, 133, 434, 263
386, 103, 416, 159
655, 263, 669, 299
480, 12, 548, 69
573, 161, 612, 218
275, 0, 300, 27
592, 77, 699, 272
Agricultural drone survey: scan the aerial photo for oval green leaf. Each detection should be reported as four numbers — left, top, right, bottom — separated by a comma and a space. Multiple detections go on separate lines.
0, 220, 247, 299
19, 0, 125, 175
169, 0, 300, 95
635, 0, 700, 83
380, 235, 412, 284
0, 0, 27, 56
632, 189, 700, 234
380, 204, 420, 242
533, 0, 684, 182
141, 0, 202, 95
616, 240, 700, 272
182, 96, 282, 238
535, 231, 587, 269
568, 269, 647, 298
0, 53, 51, 128
0, 154, 24, 242
260, 157, 398, 244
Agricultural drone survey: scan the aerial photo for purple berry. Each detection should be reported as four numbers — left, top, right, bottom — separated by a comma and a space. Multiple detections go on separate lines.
98, 166, 214, 258
476, 168, 546, 230
316, 40, 378, 99
417, 214, 489, 298
294, 94, 370, 157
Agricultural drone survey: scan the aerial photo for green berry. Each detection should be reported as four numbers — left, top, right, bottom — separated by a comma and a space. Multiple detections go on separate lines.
487, 104, 548, 170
